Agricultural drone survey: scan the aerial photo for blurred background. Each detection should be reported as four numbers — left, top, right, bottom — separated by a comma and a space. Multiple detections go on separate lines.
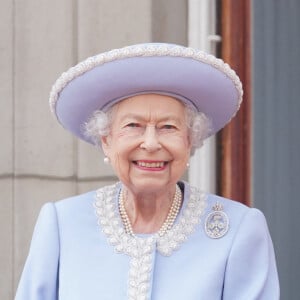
1, 0, 299, 299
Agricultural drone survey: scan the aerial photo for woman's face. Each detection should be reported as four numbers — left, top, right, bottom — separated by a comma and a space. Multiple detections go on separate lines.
101, 94, 191, 194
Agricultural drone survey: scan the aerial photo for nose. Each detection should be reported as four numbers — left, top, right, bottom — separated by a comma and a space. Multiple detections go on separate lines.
140, 126, 162, 152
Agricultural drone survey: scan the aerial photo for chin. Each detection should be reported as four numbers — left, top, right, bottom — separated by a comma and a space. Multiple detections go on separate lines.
127, 178, 176, 194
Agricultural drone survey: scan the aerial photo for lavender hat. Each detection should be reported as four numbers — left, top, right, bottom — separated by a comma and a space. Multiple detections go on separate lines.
49, 43, 243, 144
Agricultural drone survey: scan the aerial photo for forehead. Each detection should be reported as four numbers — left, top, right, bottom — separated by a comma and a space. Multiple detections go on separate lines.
112, 94, 186, 120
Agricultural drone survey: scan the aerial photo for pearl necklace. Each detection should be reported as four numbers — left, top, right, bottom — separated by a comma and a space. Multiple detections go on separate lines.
118, 185, 182, 237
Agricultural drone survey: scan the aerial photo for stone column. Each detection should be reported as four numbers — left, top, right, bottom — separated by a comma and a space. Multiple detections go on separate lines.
0, 0, 188, 298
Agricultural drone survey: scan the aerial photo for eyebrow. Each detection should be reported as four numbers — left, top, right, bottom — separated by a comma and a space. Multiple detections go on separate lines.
119, 113, 183, 124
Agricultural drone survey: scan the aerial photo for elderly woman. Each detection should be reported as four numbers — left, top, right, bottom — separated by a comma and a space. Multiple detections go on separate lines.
15, 43, 279, 299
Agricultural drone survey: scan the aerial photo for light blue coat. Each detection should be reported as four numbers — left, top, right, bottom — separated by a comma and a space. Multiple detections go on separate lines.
15, 182, 279, 299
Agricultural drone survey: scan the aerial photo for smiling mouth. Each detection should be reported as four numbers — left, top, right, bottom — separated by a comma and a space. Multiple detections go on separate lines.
134, 161, 167, 169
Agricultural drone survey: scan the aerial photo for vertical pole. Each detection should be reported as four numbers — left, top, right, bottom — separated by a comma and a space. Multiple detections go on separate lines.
219, 0, 252, 205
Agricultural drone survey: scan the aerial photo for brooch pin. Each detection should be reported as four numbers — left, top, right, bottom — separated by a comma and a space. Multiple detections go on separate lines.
205, 202, 229, 239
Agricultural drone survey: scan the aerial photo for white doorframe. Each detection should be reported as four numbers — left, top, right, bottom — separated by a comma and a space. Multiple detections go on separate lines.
188, 0, 220, 193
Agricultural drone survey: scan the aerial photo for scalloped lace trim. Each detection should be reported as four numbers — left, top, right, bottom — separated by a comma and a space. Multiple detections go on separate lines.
49, 43, 243, 115
94, 182, 207, 299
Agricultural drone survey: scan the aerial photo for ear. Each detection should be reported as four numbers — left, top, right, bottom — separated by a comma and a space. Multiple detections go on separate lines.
100, 135, 111, 156
186, 131, 193, 150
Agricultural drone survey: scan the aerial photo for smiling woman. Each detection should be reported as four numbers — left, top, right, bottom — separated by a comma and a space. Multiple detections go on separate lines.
15, 43, 279, 300
99, 95, 192, 206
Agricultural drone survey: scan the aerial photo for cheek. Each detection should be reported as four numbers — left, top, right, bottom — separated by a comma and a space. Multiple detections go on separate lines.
116, 131, 130, 139
168, 134, 191, 153
109, 139, 134, 169
110, 152, 129, 179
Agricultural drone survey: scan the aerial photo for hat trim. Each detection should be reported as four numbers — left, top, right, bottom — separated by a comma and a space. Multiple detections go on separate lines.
49, 44, 243, 118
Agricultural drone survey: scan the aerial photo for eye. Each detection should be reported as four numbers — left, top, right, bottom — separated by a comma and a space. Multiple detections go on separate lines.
125, 123, 140, 128
161, 124, 176, 130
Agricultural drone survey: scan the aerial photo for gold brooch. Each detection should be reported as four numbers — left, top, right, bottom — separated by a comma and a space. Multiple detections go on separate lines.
205, 202, 229, 239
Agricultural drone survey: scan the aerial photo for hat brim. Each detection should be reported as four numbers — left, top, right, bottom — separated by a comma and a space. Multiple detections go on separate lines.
51, 44, 243, 144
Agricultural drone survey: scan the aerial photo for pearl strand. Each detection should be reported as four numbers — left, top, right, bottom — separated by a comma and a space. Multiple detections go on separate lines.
118, 185, 182, 237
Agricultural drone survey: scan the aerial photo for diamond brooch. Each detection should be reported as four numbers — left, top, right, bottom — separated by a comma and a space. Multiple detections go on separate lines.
205, 202, 229, 239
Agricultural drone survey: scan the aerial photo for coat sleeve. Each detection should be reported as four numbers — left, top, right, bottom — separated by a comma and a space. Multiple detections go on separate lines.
222, 208, 280, 300
15, 202, 60, 300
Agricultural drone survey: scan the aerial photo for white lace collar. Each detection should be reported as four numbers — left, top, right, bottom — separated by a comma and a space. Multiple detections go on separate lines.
94, 182, 207, 256
94, 182, 207, 299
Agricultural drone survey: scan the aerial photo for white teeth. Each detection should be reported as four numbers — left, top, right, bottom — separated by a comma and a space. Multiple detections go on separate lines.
137, 161, 164, 168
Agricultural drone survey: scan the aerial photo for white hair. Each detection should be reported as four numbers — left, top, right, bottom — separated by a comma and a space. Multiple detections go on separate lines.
84, 103, 212, 155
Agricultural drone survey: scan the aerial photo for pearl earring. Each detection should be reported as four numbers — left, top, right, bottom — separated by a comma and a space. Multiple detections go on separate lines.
103, 156, 110, 164
186, 162, 190, 168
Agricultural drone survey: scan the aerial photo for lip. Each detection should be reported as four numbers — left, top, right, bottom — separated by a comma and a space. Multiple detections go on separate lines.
133, 160, 168, 171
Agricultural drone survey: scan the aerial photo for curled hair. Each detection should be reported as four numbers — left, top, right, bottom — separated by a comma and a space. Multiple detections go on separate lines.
84, 108, 114, 146
84, 103, 212, 154
185, 105, 212, 152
